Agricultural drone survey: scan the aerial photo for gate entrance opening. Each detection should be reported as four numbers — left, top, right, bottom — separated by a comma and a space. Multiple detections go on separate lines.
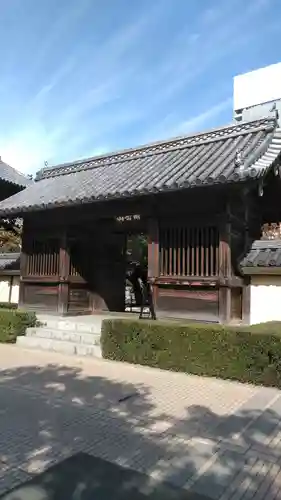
125, 233, 148, 313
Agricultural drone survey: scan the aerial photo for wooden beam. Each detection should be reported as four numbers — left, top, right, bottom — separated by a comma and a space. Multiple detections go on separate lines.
23, 188, 226, 231
21, 276, 59, 283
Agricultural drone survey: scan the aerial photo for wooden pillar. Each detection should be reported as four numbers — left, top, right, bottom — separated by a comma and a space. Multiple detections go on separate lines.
219, 204, 231, 323
18, 222, 28, 308
147, 217, 159, 279
219, 287, 231, 323
58, 231, 70, 315
241, 190, 251, 324
147, 217, 159, 308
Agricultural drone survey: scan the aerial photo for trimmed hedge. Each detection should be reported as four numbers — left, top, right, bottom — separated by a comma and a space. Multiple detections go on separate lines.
0, 309, 37, 343
101, 319, 281, 388
0, 302, 18, 310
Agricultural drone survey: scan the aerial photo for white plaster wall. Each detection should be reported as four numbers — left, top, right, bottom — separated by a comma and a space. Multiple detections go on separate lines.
0, 278, 10, 303
11, 277, 20, 304
250, 275, 281, 324
0, 276, 20, 304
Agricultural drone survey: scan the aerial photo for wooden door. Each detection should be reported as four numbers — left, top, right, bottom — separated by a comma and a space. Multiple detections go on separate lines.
92, 231, 126, 312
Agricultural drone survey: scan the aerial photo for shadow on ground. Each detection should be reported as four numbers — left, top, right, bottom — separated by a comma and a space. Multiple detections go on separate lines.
1, 453, 209, 500
0, 363, 280, 498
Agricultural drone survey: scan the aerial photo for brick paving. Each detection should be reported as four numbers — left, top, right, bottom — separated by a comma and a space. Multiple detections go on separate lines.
0, 345, 281, 498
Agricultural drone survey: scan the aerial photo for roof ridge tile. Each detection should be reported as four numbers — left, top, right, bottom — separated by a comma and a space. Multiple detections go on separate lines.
0, 116, 279, 217
37, 117, 276, 180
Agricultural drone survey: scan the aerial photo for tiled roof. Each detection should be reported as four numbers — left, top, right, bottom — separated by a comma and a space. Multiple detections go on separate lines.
0, 160, 32, 188
0, 117, 280, 216
0, 252, 20, 271
241, 240, 281, 269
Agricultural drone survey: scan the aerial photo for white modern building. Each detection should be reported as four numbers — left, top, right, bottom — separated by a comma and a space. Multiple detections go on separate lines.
234, 62, 281, 324
233, 62, 281, 123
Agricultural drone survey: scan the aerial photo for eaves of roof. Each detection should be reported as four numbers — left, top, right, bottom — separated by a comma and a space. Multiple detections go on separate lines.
241, 239, 281, 274
0, 116, 280, 216
0, 252, 20, 271
0, 160, 33, 188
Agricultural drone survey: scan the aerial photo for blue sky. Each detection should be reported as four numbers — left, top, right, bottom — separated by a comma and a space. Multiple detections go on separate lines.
0, 0, 280, 174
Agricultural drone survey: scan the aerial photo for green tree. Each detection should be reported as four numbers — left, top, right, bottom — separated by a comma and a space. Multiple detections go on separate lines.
126, 234, 148, 268
0, 218, 22, 252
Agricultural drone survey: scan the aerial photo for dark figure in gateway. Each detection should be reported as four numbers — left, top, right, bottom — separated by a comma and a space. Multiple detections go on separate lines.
128, 263, 156, 320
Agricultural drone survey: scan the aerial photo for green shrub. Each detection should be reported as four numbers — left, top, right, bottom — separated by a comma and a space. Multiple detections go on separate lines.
101, 319, 281, 388
0, 302, 18, 310
0, 309, 37, 343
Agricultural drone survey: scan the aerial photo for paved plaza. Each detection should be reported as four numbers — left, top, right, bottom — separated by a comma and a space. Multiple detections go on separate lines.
0, 345, 281, 498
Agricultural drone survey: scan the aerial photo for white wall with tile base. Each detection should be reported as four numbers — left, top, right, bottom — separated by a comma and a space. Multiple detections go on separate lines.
250, 275, 281, 324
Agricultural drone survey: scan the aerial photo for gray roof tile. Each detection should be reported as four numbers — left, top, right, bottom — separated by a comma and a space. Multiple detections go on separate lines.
0, 252, 20, 271
241, 240, 281, 269
0, 160, 32, 188
0, 117, 280, 216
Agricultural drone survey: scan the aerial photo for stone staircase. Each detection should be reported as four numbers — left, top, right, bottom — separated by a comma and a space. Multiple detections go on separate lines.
16, 315, 103, 358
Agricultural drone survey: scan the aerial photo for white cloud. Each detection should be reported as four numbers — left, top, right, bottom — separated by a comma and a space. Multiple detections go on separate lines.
0, 123, 59, 174
33, 0, 93, 67
33, 58, 76, 104
143, 0, 274, 107
58, 66, 138, 123
0, 8, 154, 173
172, 98, 232, 136
0, 1, 171, 174
0, 0, 277, 174
139, 98, 232, 144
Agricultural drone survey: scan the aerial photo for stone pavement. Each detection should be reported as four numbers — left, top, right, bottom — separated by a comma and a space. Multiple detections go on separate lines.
0, 345, 281, 498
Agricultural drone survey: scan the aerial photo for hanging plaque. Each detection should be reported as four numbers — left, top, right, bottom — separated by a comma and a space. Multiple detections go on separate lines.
115, 214, 141, 223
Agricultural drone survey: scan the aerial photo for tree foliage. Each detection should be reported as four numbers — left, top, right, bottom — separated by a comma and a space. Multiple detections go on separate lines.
126, 233, 148, 268
0, 218, 22, 252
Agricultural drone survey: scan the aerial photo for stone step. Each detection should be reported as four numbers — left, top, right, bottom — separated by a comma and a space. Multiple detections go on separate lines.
16, 335, 102, 358
26, 327, 100, 345
37, 316, 103, 334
